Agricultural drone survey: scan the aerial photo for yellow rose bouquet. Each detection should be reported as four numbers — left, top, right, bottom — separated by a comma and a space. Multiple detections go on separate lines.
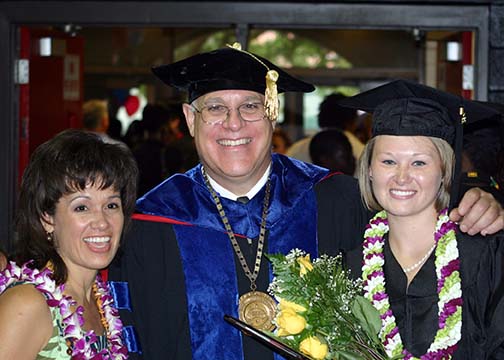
267, 249, 388, 360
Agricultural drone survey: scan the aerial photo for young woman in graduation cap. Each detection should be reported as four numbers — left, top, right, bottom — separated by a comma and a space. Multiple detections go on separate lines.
344, 80, 504, 359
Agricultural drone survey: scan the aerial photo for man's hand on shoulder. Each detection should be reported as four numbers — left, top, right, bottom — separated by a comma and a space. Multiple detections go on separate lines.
449, 187, 504, 236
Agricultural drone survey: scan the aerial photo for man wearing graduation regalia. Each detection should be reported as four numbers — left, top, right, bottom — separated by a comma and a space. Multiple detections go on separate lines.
109, 44, 504, 360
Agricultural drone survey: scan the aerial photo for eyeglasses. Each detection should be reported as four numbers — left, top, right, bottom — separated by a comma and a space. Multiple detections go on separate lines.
192, 102, 266, 125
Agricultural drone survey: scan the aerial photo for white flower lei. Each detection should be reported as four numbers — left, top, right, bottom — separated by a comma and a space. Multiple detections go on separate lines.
0, 261, 128, 359
362, 208, 462, 359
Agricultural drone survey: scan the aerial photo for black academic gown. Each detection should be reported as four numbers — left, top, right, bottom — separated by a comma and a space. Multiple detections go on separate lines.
346, 231, 504, 359
314, 173, 372, 255
109, 155, 368, 360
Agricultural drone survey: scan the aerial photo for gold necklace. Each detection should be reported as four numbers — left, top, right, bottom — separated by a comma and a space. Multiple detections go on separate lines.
202, 167, 276, 331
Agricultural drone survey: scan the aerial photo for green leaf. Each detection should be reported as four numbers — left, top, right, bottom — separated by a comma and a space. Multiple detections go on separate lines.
333, 350, 366, 360
266, 253, 285, 264
351, 296, 381, 343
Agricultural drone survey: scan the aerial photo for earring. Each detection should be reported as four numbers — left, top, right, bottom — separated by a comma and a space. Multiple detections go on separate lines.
46, 231, 54, 242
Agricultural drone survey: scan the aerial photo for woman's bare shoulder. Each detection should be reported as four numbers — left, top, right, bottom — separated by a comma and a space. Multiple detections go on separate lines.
0, 282, 50, 308
0, 283, 53, 357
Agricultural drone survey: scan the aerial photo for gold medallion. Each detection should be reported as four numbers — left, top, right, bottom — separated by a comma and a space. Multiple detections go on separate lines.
238, 291, 276, 331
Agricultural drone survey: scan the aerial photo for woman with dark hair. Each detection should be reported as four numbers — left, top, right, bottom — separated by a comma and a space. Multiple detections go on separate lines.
343, 80, 504, 359
0, 129, 138, 359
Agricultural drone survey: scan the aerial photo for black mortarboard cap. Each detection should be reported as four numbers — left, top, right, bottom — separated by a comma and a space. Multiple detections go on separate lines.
339, 79, 498, 145
151, 46, 314, 105
339, 79, 500, 209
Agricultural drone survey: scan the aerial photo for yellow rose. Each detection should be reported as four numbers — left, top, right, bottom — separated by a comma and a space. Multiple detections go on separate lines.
297, 254, 314, 276
278, 298, 307, 313
299, 336, 328, 360
276, 307, 306, 336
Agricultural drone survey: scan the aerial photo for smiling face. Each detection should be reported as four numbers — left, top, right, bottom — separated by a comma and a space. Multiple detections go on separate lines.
369, 135, 444, 219
183, 89, 275, 194
41, 183, 124, 275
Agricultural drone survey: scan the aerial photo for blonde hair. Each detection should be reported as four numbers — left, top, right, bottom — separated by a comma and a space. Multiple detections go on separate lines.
358, 136, 454, 212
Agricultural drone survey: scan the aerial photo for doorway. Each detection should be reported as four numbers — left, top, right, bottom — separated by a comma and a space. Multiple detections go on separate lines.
0, 1, 491, 251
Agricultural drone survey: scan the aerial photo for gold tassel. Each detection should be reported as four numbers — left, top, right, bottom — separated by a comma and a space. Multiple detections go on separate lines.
226, 43, 280, 121
265, 70, 279, 122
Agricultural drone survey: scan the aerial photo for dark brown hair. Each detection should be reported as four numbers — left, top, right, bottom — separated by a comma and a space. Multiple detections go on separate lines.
14, 129, 138, 284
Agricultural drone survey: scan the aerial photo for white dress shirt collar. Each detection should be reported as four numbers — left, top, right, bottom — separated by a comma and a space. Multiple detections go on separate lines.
204, 164, 271, 201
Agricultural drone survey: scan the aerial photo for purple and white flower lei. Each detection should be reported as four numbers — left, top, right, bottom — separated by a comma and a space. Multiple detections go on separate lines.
0, 261, 128, 359
362, 208, 462, 359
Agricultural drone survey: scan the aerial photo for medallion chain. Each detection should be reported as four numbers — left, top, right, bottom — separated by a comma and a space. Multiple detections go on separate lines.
202, 167, 271, 291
